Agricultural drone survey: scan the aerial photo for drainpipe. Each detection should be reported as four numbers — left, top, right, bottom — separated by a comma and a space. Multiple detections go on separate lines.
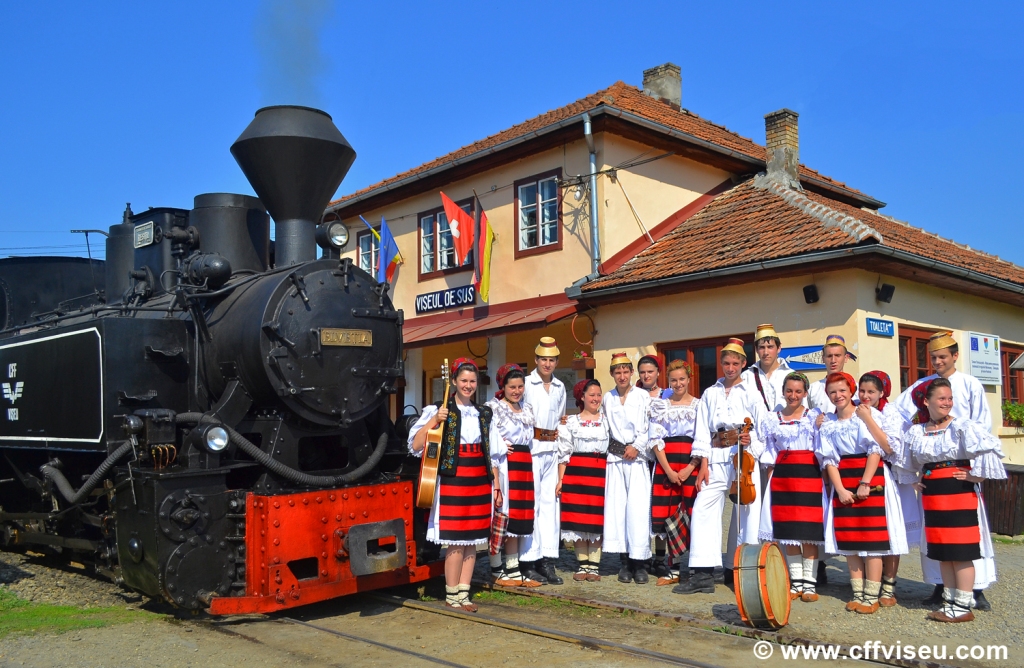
583, 113, 600, 274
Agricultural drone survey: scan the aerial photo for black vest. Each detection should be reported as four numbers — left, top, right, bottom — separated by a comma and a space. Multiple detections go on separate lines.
435, 398, 493, 482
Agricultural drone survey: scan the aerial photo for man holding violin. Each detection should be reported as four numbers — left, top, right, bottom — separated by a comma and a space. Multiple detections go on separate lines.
676, 338, 769, 595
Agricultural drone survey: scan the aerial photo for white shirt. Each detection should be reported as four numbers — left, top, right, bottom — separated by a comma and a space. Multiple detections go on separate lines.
741, 357, 796, 412
758, 407, 822, 466
894, 370, 992, 431
556, 414, 610, 463
486, 399, 535, 466
524, 368, 566, 454
818, 409, 884, 469
406, 403, 481, 457
691, 377, 767, 463
808, 378, 836, 413
898, 417, 1005, 482
601, 386, 651, 461
648, 397, 698, 451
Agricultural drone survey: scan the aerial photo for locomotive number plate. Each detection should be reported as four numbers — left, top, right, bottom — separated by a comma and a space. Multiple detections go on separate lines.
320, 328, 372, 347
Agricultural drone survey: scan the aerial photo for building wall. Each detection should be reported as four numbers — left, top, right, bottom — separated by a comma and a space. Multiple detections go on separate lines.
339, 133, 730, 317
589, 268, 1024, 463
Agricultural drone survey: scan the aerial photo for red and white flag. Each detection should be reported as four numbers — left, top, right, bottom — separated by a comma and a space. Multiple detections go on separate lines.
440, 192, 475, 267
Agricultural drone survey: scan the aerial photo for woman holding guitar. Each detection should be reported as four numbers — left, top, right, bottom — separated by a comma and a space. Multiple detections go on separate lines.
409, 358, 494, 611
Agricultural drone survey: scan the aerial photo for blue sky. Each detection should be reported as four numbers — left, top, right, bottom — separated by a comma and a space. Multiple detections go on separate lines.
1, 1, 1022, 266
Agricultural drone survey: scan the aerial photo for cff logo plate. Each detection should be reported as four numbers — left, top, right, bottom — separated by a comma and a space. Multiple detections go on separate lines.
320, 328, 373, 347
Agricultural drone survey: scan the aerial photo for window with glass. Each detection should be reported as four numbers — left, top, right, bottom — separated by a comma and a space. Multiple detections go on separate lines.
1001, 344, 1023, 423
418, 199, 473, 279
898, 327, 937, 391
659, 336, 756, 396
514, 170, 562, 259
357, 230, 379, 274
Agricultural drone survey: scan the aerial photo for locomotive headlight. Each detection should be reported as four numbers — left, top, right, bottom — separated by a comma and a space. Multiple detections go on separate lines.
315, 221, 349, 251
191, 423, 230, 453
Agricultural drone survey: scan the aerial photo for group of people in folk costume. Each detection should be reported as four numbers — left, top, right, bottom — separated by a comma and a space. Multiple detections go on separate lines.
408, 329, 1006, 624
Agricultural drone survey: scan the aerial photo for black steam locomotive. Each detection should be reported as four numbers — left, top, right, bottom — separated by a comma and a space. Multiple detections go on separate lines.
0, 107, 439, 614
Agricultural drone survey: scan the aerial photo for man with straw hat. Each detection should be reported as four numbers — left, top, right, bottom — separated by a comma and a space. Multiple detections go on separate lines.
676, 338, 768, 595
520, 336, 567, 585
808, 334, 855, 413
602, 351, 654, 584
894, 331, 997, 611
742, 324, 794, 412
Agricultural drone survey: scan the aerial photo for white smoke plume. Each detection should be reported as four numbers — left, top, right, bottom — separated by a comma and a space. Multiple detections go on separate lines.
255, 0, 332, 108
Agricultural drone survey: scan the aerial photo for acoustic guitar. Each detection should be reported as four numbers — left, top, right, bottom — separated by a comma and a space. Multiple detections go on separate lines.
415, 359, 450, 509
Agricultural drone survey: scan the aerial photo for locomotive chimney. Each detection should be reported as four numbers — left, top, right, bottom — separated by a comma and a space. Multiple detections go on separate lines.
230, 106, 356, 267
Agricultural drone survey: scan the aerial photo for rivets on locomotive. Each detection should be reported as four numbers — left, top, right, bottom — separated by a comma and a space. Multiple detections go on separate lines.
273, 520, 280, 527
404, 486, 410, 493
321, 570, 328, 577
302, 498, 309, 505
391, 486, 398, 494
335, 514, 342, 521
349, 513, 355, 519
367, 489, 373, 497
329, 494, 336, 501
342, 493, 348, 500
288, 499, 295, 507
273, 556, 280, 564
354, 491, 361, 498
315, 496, 322, 504
362, 511, 368, 518
273, 538, 280, 545
321, 517, 328, 524
273, 501, 280, 509
403, 503, 409, 509
380, 487, 386, 495
321, 534, 328, 541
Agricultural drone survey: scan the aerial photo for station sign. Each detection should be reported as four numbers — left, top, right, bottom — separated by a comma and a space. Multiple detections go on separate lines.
779, 345, 827, 371
415, 285, 476, 315
866, 318, 894, 338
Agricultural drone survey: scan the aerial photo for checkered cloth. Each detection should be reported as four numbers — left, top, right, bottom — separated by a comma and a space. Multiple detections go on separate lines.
664, 502, 689, 560
489, 510, 509, 556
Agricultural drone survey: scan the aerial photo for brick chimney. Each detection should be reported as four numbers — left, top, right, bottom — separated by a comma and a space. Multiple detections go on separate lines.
764, 109, 800, 189
642, 63, 681, 108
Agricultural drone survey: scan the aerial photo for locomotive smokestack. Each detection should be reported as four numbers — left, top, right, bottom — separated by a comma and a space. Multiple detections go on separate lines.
230, 106, 355, 267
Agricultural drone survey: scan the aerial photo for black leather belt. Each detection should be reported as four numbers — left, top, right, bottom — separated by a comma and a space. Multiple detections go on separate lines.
608, 438, 630, 457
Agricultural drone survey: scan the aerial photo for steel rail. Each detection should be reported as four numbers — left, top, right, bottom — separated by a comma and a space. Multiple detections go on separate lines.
368, 592, 723, 668
279, 617, 470, 668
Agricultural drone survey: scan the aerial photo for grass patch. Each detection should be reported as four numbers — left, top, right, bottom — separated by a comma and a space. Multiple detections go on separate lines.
992, 534, 1024, 545
0, 587, 150, 639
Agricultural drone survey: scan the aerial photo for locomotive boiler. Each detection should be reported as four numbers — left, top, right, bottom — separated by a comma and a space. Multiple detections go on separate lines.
0, 106, 441, 614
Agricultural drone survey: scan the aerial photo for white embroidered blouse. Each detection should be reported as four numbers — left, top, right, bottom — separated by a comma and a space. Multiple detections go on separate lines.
648, 397, 698, 452
556, 414, 610, 464
818, 408, 884, 469
758, 407, 823, 466
485, 398, 535, 467
896, 417, 1006, 483
406, 403, 481, 457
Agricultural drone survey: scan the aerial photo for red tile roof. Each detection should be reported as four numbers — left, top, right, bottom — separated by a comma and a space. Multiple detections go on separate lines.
581, 176, 1024, 293
329, 82, 877, 209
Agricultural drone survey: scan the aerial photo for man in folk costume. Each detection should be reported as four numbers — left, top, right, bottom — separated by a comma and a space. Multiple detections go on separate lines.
602, 352, 654, 584
808, 334, 855, 413
741, 324, 795, 412
520, 337, 567, 585
894, 331, 997, 611
676, 339, 768, 595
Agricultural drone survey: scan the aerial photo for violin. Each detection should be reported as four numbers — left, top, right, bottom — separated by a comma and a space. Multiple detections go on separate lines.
729, 417, 757, 506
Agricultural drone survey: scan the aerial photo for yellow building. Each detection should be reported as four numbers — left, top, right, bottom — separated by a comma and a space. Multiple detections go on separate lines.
325, 63, 1024, 464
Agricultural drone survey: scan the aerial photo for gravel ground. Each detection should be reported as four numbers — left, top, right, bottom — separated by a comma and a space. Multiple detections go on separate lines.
0, 552, 144, 609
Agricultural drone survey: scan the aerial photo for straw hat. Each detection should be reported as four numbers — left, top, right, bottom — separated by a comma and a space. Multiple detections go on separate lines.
721, 338, 747, 358
927, 331, 957, 353
610, 351, 632, 367
535, 336, 560, 357
754, 324, 778, 341
823, 334, 847, 351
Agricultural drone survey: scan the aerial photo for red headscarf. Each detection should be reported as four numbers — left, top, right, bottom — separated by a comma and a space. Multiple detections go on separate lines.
451, 358, 478, 375
494, 363, 523, 400
910, 378, 936, 424
635, 355, 661, 389
573, 378, 601, 410
825, 371, 857, 396
864, 370, 892, 412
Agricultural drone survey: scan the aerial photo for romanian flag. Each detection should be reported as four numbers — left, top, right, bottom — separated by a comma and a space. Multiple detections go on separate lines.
358, 215, 403, 285
473, 195, 495, 302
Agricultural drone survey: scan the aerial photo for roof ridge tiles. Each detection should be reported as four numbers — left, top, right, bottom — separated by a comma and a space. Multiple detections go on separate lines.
753, 174, 882, 243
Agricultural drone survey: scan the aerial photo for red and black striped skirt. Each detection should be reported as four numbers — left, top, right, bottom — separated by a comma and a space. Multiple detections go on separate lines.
560, 451, 608, 536
832, 454, 889, 553
437, 442, 492, 544
651, 436, 697, 538
771, 449, 825, 543
506, 444, 536, 536
921, 461, 981, 562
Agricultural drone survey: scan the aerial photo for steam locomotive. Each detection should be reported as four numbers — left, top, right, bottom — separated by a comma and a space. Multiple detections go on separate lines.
0, 106, 441, 614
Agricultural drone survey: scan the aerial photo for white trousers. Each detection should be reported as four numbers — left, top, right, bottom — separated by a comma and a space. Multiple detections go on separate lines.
602, 458, 653, 559
688, 461, 761, 569
521, 450, 560, 560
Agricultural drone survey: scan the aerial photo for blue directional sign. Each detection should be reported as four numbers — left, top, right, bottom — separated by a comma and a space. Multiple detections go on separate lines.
866, 318, 895, 338
779, 345, 827, 371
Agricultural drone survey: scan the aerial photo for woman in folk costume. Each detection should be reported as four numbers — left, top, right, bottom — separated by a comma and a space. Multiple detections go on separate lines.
757, 372, 825, 603
556, 379, 610, 582
408, 358, 494, 611
677, 338, 768, 596
602, 352, 654, 585
897, 378, 1006, 623
855, 370, 921, 608
486, 364, 542, 588
637, 355, 666, 399
648, 360, 699, 586
819, 372, 908, 615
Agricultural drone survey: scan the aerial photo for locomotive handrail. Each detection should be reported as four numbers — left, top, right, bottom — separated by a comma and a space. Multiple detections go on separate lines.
175, 413, 388, 487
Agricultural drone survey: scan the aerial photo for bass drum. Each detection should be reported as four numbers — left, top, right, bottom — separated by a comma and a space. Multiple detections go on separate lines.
734, 542, 791, 629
